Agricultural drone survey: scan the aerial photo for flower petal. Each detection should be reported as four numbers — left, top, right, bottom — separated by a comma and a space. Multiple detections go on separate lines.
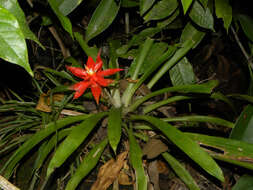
71, 81, 90, 99
93, 75, 113, 87
66, 66, 87, 79
94, 50, 103, 72
86, 56, 96, 70
98, 68, 123, 77
91, 83, 102, 104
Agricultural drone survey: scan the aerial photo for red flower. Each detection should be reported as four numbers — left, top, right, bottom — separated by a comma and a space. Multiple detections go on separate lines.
66, 52, 122, 104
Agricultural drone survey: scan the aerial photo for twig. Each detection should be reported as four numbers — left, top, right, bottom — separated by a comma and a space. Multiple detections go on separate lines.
0, 175, 20, 190
48, 26, 71, 59
231, 26, 253, 69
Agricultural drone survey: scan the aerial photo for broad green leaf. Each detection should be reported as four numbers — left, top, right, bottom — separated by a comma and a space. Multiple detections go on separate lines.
47, 112, 107, 176
130, 115, 224, 181
128, 42, 168, 76
128, 128, 148, 190
74, 32, 98, 61
232, 175, 253, 190
147, 23, 205, 88
215, 0, 232, 31
1, 114, 89, 178
49, 0, 73, 38
180, 22, 205, 49
85, 0, 120, 42
140, 0, 155, 15
199, 0, 208, 8
108, 107, 122, 153
0, 6, 33, 77
129, 80, 218, 112
163, 115, 234, 128
65, 138, 108, 190
181, 0, 193, 14
157, 8, 180, 28
230, 105, 253, 143
144, 0, 178, 21
236, 14, 253, 42
0, 0, 43, 48
122, 0, 138, 7
189, 1, 214, 30
169, 57, 196, 86
162, 152, 200, 190
116, 27, 162, 55
187, 133, 253, 170
56, 0, 84, 16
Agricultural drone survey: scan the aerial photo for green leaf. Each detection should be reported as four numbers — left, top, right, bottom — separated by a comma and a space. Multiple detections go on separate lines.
199, 0, 208, 8
163, 115, 234, 128
211, 92, 236, 114
215, 0, 232, 31
57, 0, 85, 16
74, 32, 98, 60
33, 128, 71, 173
116, 27, 162, 55
130, 115, 224, 182
236, 14, 253, 42
169, 57, 196, 86
85, 0, 120, 42
147, 23, 205, 88
144, 0, 178, 21
1, 114, 89, 178
180, 22, 204, 49
187, 133, 253, 170
189, 1, 214, 30
181, 0, 193, 14
0, 6, 33, 77
129, 80, 218, 112
122, 38, 154, 107
232, 175, 253, 190
128, 42, 168, 76
0, 0, 44, 48
230, 105, 253, 143
65, 138, 108, 190
128, 128, 148, 190
47, 112, 107, 176
108, 107, 122, 153
143, 95, 193, 114
122, 0, 139, 7
49, 0, 73, 38
162, 152, 200, 190
140, 0, 155, 15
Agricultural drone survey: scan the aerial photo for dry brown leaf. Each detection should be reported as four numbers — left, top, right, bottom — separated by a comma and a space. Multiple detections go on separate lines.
142, 139, 168, 159
148, 161, 160, 190
36, 93, 64, 112
91, 151, 128, 190
36, 93, 51, 112
118, 162, 133, 185
157, 160, 169, 174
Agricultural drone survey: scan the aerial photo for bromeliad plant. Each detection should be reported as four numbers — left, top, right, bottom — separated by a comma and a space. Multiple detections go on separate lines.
2, 0, 253, 190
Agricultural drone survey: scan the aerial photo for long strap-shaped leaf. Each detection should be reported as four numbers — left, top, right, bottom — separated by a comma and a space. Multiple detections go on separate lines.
128, 128, 148, 190
162, 152, 200, 190
108, 107, 122, 154
1, 114, 89, 178
47, 112, 108, 176
65, 138, 108, 190
130, 115, 224, 182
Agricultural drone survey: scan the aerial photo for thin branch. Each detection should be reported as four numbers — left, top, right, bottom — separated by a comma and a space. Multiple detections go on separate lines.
231, 26, 253, 69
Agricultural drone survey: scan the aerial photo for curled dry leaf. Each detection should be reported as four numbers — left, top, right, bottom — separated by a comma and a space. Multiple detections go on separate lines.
142, 138, 168, 159
36, 93, 64, 112
91, 151, 128, 190
118, 162, 133, 185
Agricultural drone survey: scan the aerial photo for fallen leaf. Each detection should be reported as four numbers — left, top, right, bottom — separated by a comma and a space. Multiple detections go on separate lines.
142, 138, 168, 159
91, 151, 128, 190
118, 162, 133, 185
36, 93, 64, 112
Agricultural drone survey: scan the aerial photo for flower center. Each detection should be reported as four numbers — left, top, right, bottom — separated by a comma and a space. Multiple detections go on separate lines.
86, 67, 95, 75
